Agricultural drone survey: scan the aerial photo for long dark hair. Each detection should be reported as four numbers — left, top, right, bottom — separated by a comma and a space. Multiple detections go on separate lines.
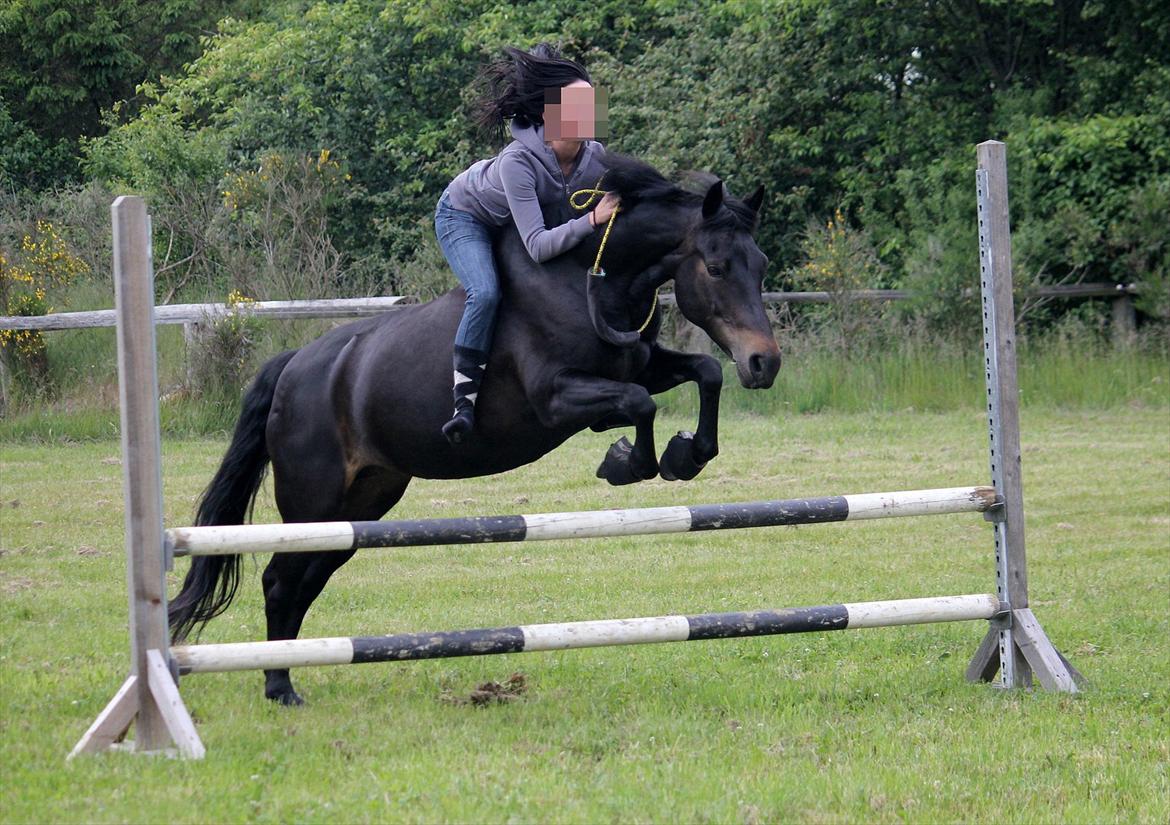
470, 44, 591, 140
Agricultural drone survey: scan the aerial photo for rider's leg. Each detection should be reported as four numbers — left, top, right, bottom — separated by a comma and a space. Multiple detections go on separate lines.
434, 193, 500, 444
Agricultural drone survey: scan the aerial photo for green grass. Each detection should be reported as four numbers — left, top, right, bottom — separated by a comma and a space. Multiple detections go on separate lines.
2, 409, 1168, 823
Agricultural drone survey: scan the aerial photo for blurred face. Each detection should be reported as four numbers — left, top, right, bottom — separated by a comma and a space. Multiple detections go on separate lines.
543, 79, 609, 140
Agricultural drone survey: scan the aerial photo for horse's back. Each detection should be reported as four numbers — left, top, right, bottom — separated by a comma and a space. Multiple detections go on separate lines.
267, 283, 572, 480
266, 226, 636, 484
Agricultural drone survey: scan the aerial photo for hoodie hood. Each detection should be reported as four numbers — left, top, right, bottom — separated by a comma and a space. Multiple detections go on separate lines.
510, 121, 564, 180
442, 117, 609, 261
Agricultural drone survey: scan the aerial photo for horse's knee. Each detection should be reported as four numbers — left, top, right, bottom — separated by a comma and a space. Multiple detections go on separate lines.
694, 356, 724, 390
622, 390, 656, 423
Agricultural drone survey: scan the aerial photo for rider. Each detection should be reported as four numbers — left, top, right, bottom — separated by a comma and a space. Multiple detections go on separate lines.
435, 44, 620, 444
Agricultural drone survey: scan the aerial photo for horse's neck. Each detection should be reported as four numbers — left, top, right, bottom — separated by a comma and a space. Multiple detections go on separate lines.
601, 260, 671, 329
606, 202, 693, 275
493, 201, 689, 333
601, 202, 692, 297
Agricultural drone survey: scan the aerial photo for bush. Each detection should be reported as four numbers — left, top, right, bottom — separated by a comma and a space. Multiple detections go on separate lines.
185, 290, 265, 399
0, 220, 90, 398
788, 209, 891, 354
1109, 177, 1170, 324
217, 150, 348, 299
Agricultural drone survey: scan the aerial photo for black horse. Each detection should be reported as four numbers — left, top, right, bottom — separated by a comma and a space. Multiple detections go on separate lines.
169, 154, 782, 705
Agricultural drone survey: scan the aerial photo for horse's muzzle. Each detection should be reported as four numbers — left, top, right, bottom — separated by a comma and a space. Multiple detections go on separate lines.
735, 346, 781, 389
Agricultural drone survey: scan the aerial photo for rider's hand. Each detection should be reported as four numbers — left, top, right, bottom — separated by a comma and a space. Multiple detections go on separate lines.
591, 192, 621, 227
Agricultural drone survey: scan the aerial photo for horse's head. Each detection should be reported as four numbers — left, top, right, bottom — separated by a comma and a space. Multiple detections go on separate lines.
594, 155, 781, 388
672, 179, 781, 389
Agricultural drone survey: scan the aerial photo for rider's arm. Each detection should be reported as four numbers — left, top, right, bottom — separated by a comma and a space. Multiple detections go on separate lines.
498, 153, 595, 263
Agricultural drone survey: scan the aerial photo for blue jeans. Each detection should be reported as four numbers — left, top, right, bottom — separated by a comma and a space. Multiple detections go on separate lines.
435, 192, 500, 355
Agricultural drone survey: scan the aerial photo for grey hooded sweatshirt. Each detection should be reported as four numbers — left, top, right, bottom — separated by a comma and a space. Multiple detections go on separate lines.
444, 121, 607, 263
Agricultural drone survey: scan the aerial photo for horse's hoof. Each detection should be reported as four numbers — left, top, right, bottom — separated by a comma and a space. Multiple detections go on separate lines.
596, 436, 657, 486
266, 688, 305, 706
659, 431, 708, 482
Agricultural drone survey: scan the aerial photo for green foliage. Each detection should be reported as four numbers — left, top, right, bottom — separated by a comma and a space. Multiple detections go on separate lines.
0, 98, 75, 186
788, 208, 891, 353
1109, 178, 1170, 322
81, 107, 227, 193
8, 0, 1169, 338
1012, 109, 1170, 286
219, 150, 349, 299
0, 0, 265, 188
0, 219, 89, 396
889, 150, 983, 336
82, 0, 482, 292
186, 290, 265, 399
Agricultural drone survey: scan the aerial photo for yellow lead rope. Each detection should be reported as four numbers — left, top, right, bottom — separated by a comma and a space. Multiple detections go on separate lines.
568, 184, 618, 276
570, 182, 658, 334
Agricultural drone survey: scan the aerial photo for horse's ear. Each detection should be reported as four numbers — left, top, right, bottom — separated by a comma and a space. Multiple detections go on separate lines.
745, 184, 765, 215
702, 180, 724, 219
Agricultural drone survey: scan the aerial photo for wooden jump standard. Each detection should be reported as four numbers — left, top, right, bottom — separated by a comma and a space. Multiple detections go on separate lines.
70, 141, 1080, 761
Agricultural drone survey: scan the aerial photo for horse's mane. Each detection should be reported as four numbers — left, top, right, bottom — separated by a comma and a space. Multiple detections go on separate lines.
598, 153, 757, 231
598, 153, 692, 205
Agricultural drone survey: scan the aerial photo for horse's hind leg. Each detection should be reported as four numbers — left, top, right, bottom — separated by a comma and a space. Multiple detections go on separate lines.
262, 466, 412, 705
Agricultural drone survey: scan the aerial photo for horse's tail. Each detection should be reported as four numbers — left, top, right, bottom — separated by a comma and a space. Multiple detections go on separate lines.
169, 349, 298, 643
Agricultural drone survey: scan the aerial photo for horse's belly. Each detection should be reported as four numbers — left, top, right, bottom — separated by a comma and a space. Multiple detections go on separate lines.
376, 413, 573, 481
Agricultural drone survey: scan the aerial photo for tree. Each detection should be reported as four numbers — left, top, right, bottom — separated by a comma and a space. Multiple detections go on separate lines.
0, 0, 263, 188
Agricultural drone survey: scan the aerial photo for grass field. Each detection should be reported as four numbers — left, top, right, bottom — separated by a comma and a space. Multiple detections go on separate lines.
2, 404, 1168, 823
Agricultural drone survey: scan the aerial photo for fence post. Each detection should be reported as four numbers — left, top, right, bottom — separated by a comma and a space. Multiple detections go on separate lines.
182, 320, 206, 388
1111, 293, 1136, 348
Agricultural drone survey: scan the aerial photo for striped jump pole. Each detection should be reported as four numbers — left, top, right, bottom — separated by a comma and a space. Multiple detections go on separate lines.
172, 594, 1001, 674
168, 486, 999, 557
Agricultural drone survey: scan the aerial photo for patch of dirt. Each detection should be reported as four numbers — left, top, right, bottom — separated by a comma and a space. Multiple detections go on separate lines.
76, 545, 103, 556
442, 672, 527, 706
1, 576, 35, 594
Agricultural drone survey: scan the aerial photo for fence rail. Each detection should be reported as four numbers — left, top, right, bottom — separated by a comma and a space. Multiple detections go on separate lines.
0, 282, 1140, 332
0, 296, 413, 331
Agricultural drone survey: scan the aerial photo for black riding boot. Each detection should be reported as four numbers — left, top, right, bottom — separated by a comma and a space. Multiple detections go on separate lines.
441, 346, 487, 445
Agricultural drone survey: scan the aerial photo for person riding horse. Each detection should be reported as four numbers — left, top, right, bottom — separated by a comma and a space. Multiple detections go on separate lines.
166, 48, 780, 705
436, 44, 620, 444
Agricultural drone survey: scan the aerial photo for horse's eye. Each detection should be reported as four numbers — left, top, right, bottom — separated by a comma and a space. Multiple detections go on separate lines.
706, 263, 725, 279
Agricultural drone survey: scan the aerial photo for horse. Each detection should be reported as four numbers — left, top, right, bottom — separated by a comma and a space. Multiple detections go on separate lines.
168, 153, 782, 705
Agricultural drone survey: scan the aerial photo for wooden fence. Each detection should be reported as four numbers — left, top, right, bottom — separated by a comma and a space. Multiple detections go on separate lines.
0, 282, 1140, 337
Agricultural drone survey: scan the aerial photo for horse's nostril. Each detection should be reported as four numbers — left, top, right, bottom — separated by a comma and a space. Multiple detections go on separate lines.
749, 354, 765, 377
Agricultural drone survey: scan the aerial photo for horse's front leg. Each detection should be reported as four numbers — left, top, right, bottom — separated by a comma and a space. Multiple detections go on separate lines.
537, 369, 659, 485
636, 344, 723, 481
